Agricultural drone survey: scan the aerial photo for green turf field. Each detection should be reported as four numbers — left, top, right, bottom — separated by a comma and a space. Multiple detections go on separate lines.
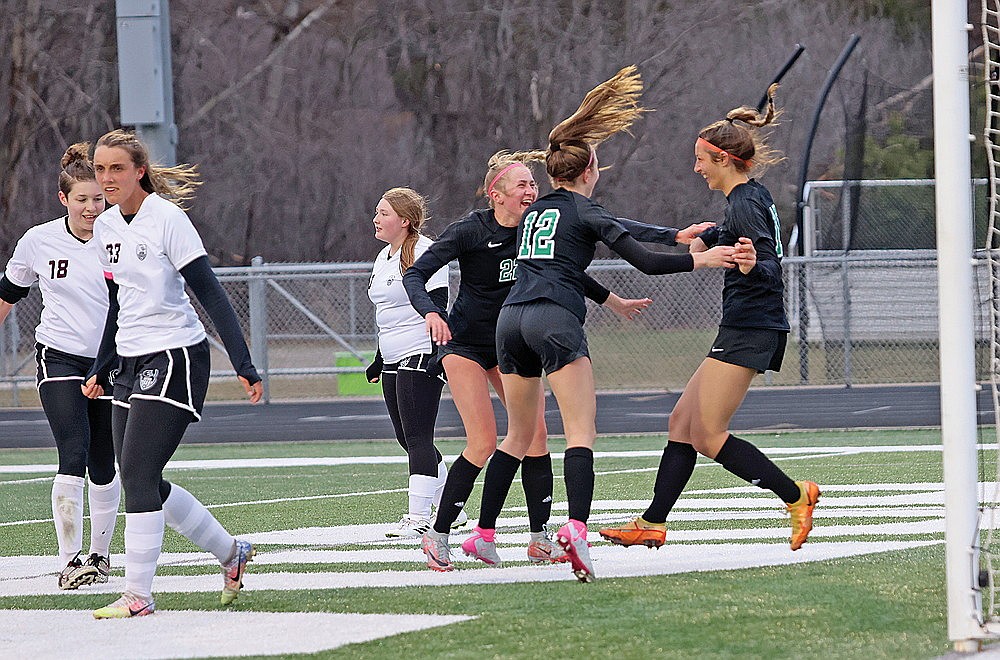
0, 428, 994, 658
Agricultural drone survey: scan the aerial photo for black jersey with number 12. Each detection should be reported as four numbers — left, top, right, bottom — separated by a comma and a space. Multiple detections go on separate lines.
503, 188, 628, 323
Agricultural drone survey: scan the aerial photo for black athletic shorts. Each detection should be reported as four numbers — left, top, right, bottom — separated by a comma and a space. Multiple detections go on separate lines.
707, 326, 787, 374
113, 339, 211, 421
496, 301, 589, 378
35, 343, 112, 399
438, 342, 498, 371
382, 351, 447, 383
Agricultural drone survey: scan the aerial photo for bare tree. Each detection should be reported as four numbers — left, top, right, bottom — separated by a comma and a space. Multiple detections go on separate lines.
0, 0, 935, 264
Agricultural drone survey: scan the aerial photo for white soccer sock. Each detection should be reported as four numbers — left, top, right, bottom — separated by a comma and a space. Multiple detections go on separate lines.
432, 460, 448, 508
162, 483, 235, 564
51, 474, 84, 565
409, 474, 438, 520
87, 473, 121, 557
124, 510, 163, 599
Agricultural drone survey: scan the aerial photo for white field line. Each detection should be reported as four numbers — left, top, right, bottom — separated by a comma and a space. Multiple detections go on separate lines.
0, 443, 984, 476
0, 516, 951, 582
0, 476, 50, 485
0, 474, 972, 530
0, 481, 966, 529
2, 609, 473, 659
0, 541, 940, 598
0, 483, 958, 584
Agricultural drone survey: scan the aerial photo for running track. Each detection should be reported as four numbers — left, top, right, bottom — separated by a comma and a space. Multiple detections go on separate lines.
0, 384, 993, 448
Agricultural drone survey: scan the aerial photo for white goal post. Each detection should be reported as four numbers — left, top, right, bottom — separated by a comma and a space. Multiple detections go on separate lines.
942, 0, 994, 651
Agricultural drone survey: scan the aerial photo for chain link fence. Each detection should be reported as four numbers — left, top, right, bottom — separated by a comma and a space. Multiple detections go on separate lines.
0, 180, 992, 405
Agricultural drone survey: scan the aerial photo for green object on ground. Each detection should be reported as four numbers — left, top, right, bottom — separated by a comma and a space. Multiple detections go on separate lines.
336, 351, 381, 395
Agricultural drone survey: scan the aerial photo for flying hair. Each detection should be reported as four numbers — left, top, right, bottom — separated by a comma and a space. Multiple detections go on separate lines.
95, 129, 203, 209
545, 65, 647, 182
698, 83, 785, 173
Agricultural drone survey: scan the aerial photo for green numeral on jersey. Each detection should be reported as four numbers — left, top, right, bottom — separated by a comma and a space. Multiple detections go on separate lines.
498, 258, 517, 282
518, 209, 560, 259
769, 204, 784, 258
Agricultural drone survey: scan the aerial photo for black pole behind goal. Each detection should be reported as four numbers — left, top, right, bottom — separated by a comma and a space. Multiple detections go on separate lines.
794, 34, 861, 384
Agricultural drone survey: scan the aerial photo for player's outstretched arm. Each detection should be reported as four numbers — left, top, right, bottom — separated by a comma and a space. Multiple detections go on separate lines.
689, 237, 709, 253
675, 222, 716, 244
615, 217, 679, 246
180, 256, 262, 404
604, 292, 652, 320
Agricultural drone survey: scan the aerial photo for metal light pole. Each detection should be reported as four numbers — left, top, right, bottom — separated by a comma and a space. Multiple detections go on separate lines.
115, 0, 177, 165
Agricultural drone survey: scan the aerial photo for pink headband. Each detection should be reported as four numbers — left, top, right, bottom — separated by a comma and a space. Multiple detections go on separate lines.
697, 137, 752, 167
487, 163, 522, 196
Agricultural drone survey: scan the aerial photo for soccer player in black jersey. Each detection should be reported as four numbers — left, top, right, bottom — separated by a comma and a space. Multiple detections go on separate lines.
599, 84, 821, 552
405, 150, 704, 571
462, 66, 738, 582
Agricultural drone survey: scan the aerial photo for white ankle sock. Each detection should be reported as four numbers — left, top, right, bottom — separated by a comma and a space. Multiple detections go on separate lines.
432, 460, 448, 509
87, 473, 121, 557
409, 474, 438, 520
162, 483, 235, 563
124, 510, 164, 599
51, 474, 84, 565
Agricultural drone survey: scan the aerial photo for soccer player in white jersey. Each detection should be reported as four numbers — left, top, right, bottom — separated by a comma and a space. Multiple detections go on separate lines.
0, 143, 121, 589
82, 129, 263, 619
367, 187, 453, 538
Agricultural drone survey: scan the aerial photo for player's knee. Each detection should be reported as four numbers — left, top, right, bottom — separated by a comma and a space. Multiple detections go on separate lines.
526, 433, 548, 456
464, 432, 497, 463
87, 462, 116, 486
668, 412, 690, 443
57, 448, 88, 478
688, 429, 728, 457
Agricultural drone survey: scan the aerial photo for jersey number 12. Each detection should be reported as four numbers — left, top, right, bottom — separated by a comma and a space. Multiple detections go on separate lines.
518, 209, 560, 259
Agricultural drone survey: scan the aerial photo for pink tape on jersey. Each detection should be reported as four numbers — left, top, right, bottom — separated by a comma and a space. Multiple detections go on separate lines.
104, 271, 114, 280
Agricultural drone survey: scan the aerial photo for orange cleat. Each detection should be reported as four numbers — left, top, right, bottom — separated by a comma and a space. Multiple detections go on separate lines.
787, 480, 821, 550
598, 517, 666, 548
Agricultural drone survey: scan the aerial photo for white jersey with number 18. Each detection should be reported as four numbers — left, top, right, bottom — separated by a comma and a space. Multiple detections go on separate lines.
4, 216, 109, 357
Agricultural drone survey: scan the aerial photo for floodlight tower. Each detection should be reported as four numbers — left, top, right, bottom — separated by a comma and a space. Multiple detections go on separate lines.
114, 0, 177, 165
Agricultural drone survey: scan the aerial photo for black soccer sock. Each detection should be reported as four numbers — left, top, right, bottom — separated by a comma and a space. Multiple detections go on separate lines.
642, 441, 698, 524
432, 454, 482, 534
714, 434, 801, 503
564, 446, 594, 523
520, 454, 554, 533
476, 450, 521, 530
